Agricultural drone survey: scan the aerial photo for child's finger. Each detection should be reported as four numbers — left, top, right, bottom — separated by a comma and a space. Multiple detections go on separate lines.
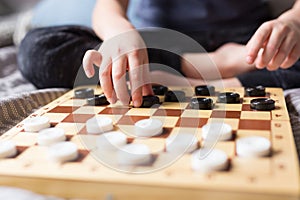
141, 54, 154, 96
112, 55, 130, 105
99, 59, 117, 104
83, 50, 102, 78
128, 50, 144, 108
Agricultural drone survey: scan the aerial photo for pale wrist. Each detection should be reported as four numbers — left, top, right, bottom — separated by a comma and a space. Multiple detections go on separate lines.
93, 16, 135, 40
278, 8, 300, 24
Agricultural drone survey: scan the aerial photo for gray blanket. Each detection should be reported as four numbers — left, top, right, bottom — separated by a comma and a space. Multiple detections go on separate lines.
0, 46, 36, 97
0, 46, 69, 198
0, 46, 68, 134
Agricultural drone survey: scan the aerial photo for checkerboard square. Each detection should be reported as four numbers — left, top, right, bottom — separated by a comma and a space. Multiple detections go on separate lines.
16, 146, 43, 161
211, 111, 241, 118
117, 116, 149, 125
73, 106, 106, 115
242, 104, 252, 111
55, 122, 85, 135
132, 138, 165, 153
242, 98, 253, 104
176, 117, 208, 128
236, 130, 270, 139
62, 114, 94, 123
59, 99, 87, 107
125, 108, 157, 116
43, 113, 70, 123
181, 110, 212, 118
238, 119, 270, 130
153, 109, 183, 117
99, 107, 130, 115
48, 106, 80, 113
213, 104, 242, 111
206, 118, 240, 131
241, 111, 271, 120
12, 132, 37, 146
159, 102, 189, 109
151, 116, 179, 127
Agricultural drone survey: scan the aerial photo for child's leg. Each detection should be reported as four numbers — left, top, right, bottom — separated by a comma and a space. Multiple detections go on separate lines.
18, 25, 101, 88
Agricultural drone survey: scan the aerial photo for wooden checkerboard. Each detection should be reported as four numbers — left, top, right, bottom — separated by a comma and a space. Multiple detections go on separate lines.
0, 86, 299, 200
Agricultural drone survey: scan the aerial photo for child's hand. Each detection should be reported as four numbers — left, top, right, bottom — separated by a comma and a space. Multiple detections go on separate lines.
246, 19, 300, 70
83, 30, 153, 107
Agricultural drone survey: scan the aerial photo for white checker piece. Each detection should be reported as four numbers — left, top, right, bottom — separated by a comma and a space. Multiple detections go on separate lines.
86, 116, 114, 134
96, 131, 127, 151
0, 141, 17, 158
191, 149, 229, 173
117, 143, 152, 166
236, 136, 271, 157
134, 119, 163, 137
165, 133, 198, 154
48, 142, 78, 163
24, 116, 50, 132
202, 122, 232, 141
38, 128, 66, 146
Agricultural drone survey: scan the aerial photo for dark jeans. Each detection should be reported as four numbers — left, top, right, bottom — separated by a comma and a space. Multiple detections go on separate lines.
18, 25, 300, 89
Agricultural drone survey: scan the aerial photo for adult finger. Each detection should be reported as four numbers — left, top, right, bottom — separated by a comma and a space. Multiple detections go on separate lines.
99, 58, 116, 104
82, 50, 102, 78
257, 23, 288, 69
112, 55, 130, 105
246, 22, 272, 64
268, 35, 296, 70
128, 50, 144, 107
255, 48, 265, 69
281, 44, 300, 68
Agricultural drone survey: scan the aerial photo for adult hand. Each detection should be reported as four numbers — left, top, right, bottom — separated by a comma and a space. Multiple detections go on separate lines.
83, 30, 153, 107
246, 18, 300, 70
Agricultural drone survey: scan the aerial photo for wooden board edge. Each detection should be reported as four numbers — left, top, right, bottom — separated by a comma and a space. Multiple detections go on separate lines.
0, 175, 299, 200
